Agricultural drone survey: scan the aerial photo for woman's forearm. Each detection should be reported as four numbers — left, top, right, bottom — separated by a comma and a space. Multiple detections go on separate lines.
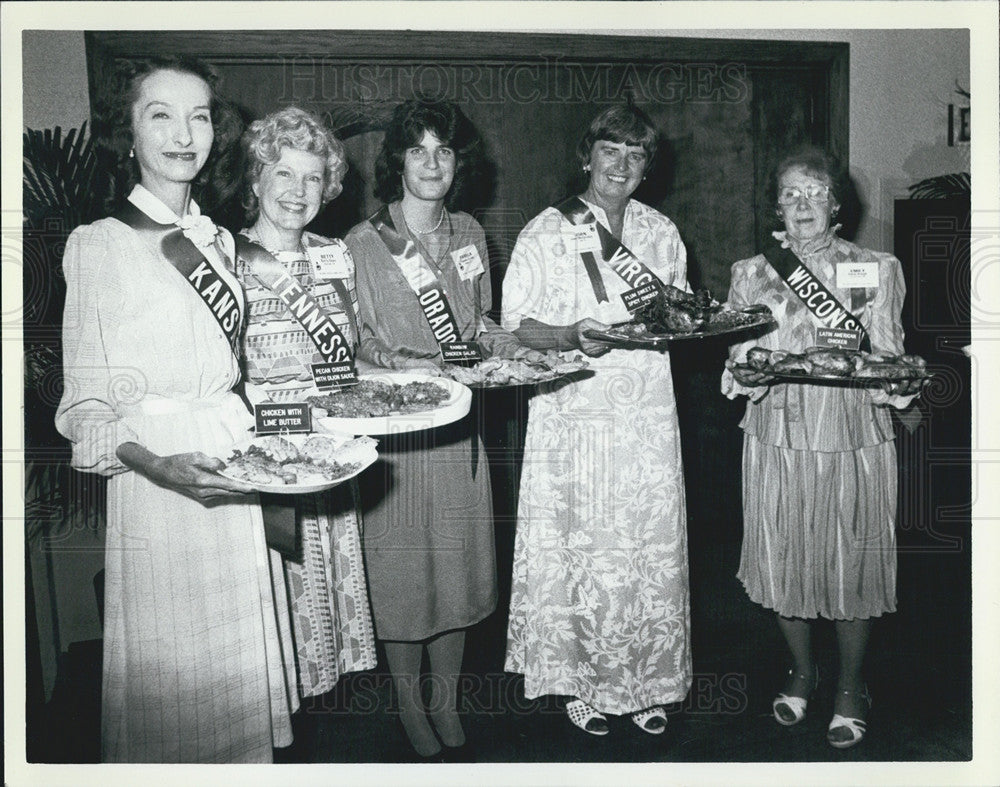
116, 441, 163, 479
513, 319, 579, 352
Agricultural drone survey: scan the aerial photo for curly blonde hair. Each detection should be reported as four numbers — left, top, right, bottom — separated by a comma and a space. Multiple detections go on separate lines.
242, 106, 347, 219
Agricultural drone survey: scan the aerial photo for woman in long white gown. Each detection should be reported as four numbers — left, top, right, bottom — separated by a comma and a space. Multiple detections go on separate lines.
502, 104, 692, 737
56, 57, 295, 762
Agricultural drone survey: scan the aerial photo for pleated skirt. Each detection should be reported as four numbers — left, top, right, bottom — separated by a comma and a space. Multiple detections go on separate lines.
737, 434, 897, 621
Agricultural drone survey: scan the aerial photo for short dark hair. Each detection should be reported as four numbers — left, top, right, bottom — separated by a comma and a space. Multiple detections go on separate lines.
768, 146, 848, 210
577, 104, 659, 173
93, 56, 243, 213
373, 98, 487, 212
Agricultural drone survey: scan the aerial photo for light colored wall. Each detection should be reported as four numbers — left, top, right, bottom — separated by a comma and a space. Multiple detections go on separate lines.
22, 30, 90, 131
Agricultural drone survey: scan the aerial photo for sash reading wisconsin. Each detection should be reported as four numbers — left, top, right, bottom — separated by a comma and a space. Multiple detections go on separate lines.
763, 241, 872, 353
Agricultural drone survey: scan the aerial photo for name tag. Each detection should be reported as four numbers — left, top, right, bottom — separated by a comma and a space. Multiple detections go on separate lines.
311, 361, 359, 391
621, 282, 660, 313
451, 244, 485, 281
569, 223, 602, 254
836, 262, 878, 289
254, 402, 312, 435
441, 341, 483, 364
307, 244, 353, 280
816, 327, 862, 350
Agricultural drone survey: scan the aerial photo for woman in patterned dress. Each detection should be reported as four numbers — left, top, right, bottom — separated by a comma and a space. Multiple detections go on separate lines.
502, 104, 693, 737
344, 98, 546, 757
56, 57, 296, 762
235, 107, 376, 701
722, 147, 923, 748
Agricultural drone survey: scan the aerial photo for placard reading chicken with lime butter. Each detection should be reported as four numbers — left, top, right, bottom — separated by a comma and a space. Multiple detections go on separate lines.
254, 403, 312, 435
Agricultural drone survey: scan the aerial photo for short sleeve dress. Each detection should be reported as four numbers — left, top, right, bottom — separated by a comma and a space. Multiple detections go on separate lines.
55, 186, 296, 762
344, 203, 506, 641
235, 228, 376, 697
501, 198, 693, 715
721, 228, 909, 620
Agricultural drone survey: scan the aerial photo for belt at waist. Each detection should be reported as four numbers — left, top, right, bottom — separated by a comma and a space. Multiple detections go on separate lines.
119, 393, 238, 417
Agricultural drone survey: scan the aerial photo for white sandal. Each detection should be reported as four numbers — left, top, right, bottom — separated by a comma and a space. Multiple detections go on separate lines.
630, 706, 667, 735
772, 667, 818, 726
827, 686, 872, 749
566, 699, 609, 736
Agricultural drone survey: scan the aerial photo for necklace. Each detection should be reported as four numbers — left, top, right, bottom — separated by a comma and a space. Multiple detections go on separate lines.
410, 207, 446, 235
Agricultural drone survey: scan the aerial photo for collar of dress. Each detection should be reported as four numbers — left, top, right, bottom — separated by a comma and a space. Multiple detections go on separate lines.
127, 183, 202, 224
771, 224, 842, 258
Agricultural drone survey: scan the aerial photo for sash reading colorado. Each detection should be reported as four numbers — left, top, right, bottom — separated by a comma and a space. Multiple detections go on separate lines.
784, 263, 863, 331
370, 206, 464, 345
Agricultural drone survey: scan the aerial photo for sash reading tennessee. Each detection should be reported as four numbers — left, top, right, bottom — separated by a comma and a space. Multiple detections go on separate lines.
235, 234, 359, 388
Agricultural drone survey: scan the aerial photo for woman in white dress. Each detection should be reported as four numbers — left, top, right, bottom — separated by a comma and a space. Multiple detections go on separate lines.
56, 57, 295, 762
502, 104, 692, 736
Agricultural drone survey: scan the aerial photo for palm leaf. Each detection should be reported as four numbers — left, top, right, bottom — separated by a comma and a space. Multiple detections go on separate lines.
908, 173, 971, 199
23, 122, 105, 230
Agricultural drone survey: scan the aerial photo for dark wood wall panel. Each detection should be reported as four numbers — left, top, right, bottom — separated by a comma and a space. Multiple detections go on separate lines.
208, 57, 819, 302
86, 31, 847, 303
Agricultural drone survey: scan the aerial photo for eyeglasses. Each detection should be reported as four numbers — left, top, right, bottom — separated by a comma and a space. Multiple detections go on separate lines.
777, 184, 830, 205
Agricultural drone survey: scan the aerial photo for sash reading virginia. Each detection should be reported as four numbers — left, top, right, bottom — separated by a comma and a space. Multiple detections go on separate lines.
554, 196, 665, 312
369, 205, 481, 362
113, 202, 242, 352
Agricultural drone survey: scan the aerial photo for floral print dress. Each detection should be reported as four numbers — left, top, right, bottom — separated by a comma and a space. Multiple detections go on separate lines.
501, 198, 693, 714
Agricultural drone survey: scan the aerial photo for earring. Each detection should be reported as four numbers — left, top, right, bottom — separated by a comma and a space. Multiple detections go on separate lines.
583, 164, 591, 172
129, 148, 135, 159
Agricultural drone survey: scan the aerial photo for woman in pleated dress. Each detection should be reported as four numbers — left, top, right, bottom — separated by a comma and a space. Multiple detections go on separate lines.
56, 57, 295, 762
235, 106, 376, 700
723, 146, 924, 748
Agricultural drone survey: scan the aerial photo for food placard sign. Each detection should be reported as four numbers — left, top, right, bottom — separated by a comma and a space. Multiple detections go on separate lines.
254, 403, 312, 435
815, 327, 862, 351
311, 361, 359, 391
